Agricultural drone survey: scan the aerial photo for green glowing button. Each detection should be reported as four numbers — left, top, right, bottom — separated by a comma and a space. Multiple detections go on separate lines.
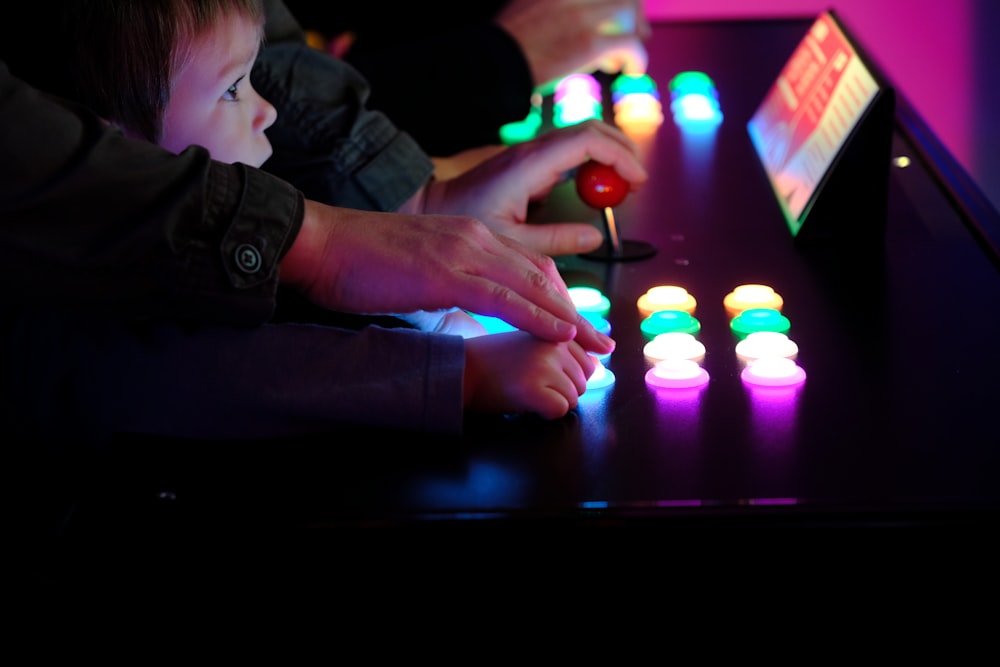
640, 309, 702, 340
729, 307, 790, 339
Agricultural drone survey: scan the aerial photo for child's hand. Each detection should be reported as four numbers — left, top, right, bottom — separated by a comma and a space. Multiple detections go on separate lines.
462, 330, 596, 419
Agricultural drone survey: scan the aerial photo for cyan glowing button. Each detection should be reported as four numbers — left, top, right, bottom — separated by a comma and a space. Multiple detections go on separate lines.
735, 331, 798, 365
730, 307, 790, 339
586, 359, 616, 390
637, 285, 696, 318
611, 73, 660, 102
645, 358, 710, 389
741, 357, 806, 387
668, 71, 722, 126
724, 284, 784, 319
581, 312, 611, 337
467, 312, 516, 334
569, 286, 611, 317
643, 332, 706, 364
641, 309, 701, 339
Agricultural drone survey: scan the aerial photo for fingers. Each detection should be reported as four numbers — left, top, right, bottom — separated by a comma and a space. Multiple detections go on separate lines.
500, 220, 604, 257
539, 119, 648, 187
572, 311, 616, 356
593, 39, 649, 75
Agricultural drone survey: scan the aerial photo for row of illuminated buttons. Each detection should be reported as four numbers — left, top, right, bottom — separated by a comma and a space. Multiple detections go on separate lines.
633, 283, 806, 390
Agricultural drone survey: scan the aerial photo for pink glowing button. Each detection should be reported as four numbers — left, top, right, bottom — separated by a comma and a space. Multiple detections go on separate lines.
740, 357, 806, 387
643, 332, 706, 364
555, 73, 602, 104
637, 285, 697, 318
645, 358, 710, 389
723, 284, 784, 320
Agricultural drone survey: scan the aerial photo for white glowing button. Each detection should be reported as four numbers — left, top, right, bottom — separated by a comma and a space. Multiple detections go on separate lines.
637, 285, 697, 318
587, 360, 616, 390
645, 358, 710, 389
643, 332, 706, 364
569, 286, 611, 316
724, 284, 784, 319
740, 357, 806, 387
735, 331, 799, 364
555, 73, 602, 104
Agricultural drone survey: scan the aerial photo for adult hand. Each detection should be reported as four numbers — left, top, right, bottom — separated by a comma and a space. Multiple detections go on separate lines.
281, 201, 615, 355
496, 0, 650, 89
422, 119, 647, 256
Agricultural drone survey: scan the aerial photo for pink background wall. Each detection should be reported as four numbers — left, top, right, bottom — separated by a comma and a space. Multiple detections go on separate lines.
644, 0, 1000, 213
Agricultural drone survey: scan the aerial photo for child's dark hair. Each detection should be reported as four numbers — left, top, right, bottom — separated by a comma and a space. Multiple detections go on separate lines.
66, 0, 265, 142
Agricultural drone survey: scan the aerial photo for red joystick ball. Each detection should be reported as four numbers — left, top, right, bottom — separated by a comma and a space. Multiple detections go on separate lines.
575, 160, 629, 209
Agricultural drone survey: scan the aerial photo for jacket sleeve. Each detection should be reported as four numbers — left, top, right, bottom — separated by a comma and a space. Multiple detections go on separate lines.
4, 312, 466, 441
0, 62, 304, 326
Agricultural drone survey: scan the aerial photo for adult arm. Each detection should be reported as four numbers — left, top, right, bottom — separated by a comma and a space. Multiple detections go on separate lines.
0, 62, 300, 326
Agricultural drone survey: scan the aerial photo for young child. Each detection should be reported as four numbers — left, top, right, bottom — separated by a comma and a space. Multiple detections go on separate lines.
6, 0, 603, 441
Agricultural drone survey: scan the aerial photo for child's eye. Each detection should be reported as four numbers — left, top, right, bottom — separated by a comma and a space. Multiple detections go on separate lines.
224, 83, 240, 101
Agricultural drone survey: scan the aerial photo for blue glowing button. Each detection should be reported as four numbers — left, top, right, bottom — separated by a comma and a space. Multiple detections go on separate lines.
637, 285, 696, 318
641, 309, 701, 340
740, 357, 806, 387
729, 307, 790, 339
645, 358, 710, 389
643, 332, 706, 365
723, 283, 784, 320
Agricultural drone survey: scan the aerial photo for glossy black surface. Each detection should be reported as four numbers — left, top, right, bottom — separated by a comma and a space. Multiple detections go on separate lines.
91, 19, 1000, 538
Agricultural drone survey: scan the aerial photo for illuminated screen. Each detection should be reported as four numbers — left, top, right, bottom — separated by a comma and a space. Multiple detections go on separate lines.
748, 12, 882, 236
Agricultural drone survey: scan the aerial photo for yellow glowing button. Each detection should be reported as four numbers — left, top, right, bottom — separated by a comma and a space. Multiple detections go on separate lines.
723, 284, 784, 319
643, 332, 706, 365
637, 285, 696, 318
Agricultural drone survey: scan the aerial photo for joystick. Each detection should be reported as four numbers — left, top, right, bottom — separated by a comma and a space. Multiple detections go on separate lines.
574, 160, 656, 261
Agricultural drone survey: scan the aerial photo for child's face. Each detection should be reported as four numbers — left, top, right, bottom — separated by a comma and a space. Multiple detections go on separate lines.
160, 12, 275, 167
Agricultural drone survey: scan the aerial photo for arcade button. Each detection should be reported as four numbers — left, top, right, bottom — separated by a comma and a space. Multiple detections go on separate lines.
729, 307, 790, 340
735, 331, 798, 365
569, 286, 611, 317
643, 332, 706, 365
637, 285, 697, 318
645, 358, 710, 389
641, 309, 701, 340
740, 357, 806, 387
723, 284, 784, 320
